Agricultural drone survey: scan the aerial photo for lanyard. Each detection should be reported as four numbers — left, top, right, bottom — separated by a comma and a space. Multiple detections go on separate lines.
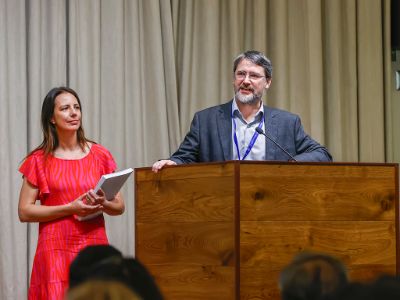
232, 114, 264, 160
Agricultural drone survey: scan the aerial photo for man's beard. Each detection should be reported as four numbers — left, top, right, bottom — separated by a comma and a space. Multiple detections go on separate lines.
235, 88, 263, 104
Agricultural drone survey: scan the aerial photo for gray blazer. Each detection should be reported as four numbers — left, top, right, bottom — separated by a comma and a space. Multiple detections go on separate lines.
170, 100, 332, 163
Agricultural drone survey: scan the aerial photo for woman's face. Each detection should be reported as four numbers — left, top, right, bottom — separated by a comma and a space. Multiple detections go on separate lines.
51, 92, 81, 133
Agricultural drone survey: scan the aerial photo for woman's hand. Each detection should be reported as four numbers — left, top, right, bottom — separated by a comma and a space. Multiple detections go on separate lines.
81, 189, 124, 216
72, 188, 124, 217
85, 189, 106, 206
98, 190, 125, 216
69, 194, 103, 217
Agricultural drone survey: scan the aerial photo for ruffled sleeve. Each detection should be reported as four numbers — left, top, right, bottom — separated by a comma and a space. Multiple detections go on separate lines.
19, 151, 50, 198
92, 144, 117, 175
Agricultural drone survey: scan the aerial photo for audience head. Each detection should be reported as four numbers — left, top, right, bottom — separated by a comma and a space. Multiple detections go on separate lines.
279, 251, 348, 300
69, 245, 163, 300
330, 275, 400, 300
69, 244, 122, 286
372, 275, 400, 299
66, 279, 141, 300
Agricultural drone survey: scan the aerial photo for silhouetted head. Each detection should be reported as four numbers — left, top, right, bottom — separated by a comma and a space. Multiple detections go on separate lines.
69, 244, 122, 287
69, 245, 163, 300
66, 279, 141, 300
330, 275, 400, 300
279, 252, 348, 300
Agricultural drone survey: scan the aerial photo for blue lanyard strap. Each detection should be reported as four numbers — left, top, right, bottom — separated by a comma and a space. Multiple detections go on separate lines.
232, 113, 264, 160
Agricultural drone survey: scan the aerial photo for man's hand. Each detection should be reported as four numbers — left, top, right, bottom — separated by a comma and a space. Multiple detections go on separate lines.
152, 159, 177, 173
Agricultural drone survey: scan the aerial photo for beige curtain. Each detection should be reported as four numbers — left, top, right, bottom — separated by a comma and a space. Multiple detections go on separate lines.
67, 0, 181, 253
0, 0, 392, 298
0, 1, 29, 298
174, 0, 387, 162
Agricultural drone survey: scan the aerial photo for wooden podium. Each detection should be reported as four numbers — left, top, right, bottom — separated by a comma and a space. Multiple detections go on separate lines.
135, 161, 399, 300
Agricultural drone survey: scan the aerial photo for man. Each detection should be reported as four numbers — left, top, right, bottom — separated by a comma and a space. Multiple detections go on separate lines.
153, 50, 332, 172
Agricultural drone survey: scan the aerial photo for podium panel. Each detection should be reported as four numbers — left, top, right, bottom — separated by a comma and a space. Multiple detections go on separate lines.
135, 162, 398, 300
136, 163, 237, 299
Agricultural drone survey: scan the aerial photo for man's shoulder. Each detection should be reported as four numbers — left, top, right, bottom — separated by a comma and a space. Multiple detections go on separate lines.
264, 105, 299, 120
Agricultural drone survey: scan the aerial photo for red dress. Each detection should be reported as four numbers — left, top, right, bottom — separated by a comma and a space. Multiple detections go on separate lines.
19, 144, 117, 300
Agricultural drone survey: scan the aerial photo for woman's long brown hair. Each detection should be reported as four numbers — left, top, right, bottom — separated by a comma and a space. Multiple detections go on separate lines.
26, 87, 93, 159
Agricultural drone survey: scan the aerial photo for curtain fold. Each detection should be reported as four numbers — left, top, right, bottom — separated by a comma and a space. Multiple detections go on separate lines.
323, 0, 359, 161
0, 0, 392, 298
0, 1, 29, 298
357, 0, 386, 161
68, 0, 180, 253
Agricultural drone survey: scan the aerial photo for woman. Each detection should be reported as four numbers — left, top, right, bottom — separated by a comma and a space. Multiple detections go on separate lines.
18, 87, 125, 299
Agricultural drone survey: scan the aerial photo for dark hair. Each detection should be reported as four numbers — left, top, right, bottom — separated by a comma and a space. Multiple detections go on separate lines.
67, 280, 141, 300
69, 244, 123, 287
28, 86, 92, 157
328, 282, 372, 300
233, 50, 273, 78
279, 252, 348, 300
69, 245, 164, 300
330, 276, 400, 300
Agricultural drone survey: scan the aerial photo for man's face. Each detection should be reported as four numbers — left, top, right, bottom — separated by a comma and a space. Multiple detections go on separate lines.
233, 59, 271, 104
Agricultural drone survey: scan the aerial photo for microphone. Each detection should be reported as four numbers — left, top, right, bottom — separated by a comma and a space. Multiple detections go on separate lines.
255, 127, 297, 162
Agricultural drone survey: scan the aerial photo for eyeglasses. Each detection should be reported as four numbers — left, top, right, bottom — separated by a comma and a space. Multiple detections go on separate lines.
235, 71, 265, 82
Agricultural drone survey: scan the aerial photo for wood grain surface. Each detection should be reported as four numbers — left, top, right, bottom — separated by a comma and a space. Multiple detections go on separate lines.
135, 162, 398, 300
136, 163, 237, 298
